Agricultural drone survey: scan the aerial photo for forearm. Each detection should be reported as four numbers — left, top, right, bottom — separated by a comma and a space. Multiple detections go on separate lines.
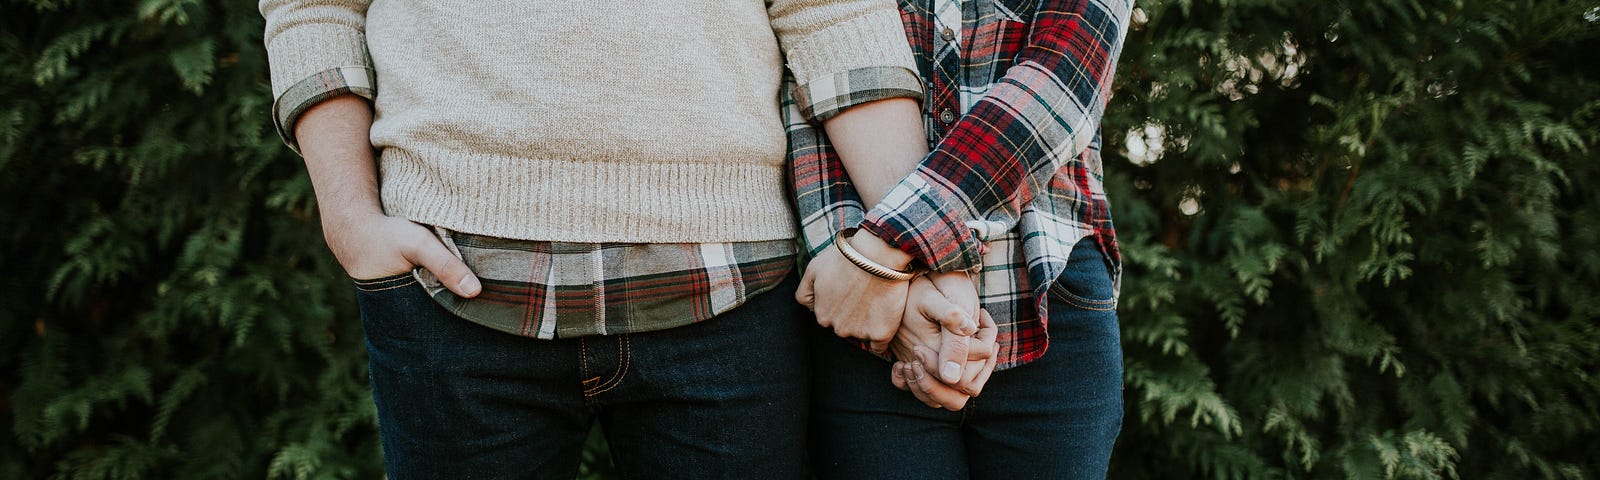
294, 95, 382, 224
818, 97, 929, 206
817, 96, 928, 268
794, 96, 930, 350
772, 0, 923, 200
287, 95, 481, 294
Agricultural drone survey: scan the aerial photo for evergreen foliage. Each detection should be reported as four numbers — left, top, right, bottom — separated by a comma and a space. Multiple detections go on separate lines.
0, 0, 1594, 478
1105, 0, 1600, 477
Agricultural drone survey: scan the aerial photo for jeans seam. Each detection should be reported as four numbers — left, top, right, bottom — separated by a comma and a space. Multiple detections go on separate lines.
588, 335, 631, 395
352, 271, 413, 284
1057, 293, 1117, 311
1048, 282, 1117, 310
354, 278, 419, 292
579, 338, 601, 409
580, 338, 599, 386
352, 271, 417, 291
584, 335, 631, 396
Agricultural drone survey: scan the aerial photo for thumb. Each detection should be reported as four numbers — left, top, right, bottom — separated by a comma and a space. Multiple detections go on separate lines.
916, 290, 976, 336
406, 237, 480, 298
937, 328, 969, 384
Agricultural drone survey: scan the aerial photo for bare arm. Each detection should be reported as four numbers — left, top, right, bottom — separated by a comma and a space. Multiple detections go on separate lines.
295, 96, 480, 297
799, 98, 984, 361
804, 96, 996, 402
819, 97, 929, 211
796, 97, 927, 351
806, 98, 992, 404
297, 96, 382, 222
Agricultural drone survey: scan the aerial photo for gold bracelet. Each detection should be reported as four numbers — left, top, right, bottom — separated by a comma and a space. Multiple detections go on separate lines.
834, 228, 921, 281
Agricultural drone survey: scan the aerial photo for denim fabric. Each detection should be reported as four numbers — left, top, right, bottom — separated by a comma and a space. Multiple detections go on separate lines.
355, 273, 808, 480
807, 237, 1124, 479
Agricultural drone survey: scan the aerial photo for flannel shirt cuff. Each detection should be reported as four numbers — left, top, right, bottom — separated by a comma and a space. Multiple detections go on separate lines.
798, 202, 864, 259
860, 167, 986, 272
272, 66, 376, 154
793, 66, 924, 123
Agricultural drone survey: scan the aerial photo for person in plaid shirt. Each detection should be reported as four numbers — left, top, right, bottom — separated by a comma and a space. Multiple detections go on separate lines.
790, 0, 1134, 476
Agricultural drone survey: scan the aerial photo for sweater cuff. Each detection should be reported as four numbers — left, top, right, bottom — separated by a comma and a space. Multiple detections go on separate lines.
271, 66, 376, 154
782, 8, 920, 99
793, 66, 924, 123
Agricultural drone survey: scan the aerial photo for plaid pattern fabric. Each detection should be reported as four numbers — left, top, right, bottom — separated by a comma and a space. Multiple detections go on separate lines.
795, 66, 925, 122
414, 228, 797, 339
271, 66, 375, 154
788, 0, 1133, 369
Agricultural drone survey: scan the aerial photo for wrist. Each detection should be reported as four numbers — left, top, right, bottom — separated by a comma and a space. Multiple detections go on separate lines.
834, 228, 921, 282
319, 204, 386, 228
840, 227, 916, 272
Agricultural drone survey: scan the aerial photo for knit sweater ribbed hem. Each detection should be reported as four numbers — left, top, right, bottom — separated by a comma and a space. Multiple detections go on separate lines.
379, 147, 797, 243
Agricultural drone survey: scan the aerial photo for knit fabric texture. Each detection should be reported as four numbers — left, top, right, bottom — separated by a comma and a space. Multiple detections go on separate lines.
261, 0, 918, 243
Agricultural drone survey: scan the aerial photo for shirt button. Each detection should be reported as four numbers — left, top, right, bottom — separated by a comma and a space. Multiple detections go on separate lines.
941, 27, 956, 42
939, 109, 956, 124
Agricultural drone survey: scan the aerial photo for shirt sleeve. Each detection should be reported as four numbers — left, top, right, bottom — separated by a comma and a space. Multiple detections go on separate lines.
259, 0, 376, 153
768, 0, 925, 122
860, 0, 1133, 272
782, 74, 864, 259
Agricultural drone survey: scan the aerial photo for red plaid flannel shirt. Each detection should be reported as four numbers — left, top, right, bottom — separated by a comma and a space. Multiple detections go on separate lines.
787, 0, 1132, 369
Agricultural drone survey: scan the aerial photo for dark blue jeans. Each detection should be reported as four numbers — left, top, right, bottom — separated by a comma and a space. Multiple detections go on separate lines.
355, 273, 808, 479
808, 238, 1124, 479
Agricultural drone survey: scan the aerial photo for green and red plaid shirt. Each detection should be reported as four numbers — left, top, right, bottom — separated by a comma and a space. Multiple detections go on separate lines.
277, 64, 922, 338
787, 0, 1133, 369
414, 229, 798, 338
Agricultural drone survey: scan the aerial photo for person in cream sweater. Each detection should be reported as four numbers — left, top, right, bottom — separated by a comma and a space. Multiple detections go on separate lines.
260, 0, 976, 478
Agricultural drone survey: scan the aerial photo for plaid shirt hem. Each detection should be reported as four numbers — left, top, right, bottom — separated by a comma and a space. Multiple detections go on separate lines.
271, 66, 376, 154
795, 66, 926, 122
414, 228, 796, 339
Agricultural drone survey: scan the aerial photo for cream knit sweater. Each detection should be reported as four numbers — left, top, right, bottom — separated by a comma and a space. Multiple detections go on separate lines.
261, 0, 916, 243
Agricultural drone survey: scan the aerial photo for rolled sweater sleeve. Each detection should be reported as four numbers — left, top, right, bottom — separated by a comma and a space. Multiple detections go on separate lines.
860, 0, 1132, 272
259, 0, 376, 153
769, 0, 925, 122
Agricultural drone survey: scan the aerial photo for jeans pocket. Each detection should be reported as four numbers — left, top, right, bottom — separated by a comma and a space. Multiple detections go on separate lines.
1047, 239, 1117, 311
353, 271, 432, 344
352, 271, 419, 292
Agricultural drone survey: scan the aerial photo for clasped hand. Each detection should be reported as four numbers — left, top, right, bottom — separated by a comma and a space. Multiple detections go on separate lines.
797, 234, 998, 410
